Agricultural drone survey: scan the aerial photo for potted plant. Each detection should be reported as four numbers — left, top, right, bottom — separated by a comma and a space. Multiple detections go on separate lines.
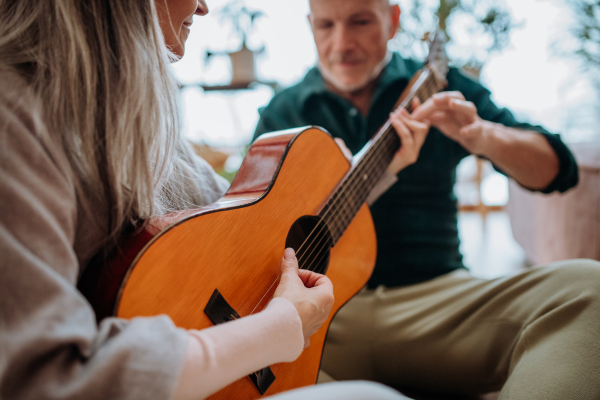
208, 0, 265, 85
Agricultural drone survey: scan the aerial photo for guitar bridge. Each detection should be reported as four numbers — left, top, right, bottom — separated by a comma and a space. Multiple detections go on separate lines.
204, 289, 276, 395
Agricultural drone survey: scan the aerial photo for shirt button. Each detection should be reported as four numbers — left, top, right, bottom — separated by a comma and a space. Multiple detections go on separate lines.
349, 108, 358, 117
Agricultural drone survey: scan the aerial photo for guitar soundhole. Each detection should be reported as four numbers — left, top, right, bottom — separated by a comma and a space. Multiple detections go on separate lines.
285, 216, 333, 275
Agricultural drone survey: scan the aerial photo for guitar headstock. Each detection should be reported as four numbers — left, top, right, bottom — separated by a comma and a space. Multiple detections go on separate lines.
424, 30, 449, 89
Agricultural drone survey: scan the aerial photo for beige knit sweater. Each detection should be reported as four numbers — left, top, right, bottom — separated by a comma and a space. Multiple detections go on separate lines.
0, 70, 304, 400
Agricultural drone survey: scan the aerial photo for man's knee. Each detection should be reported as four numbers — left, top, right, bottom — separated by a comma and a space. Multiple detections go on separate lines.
540, 259, 600, 302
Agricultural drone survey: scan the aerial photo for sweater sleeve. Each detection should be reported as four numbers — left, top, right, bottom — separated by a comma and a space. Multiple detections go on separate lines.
0, 91, 189, 400
172, 297, 304, 400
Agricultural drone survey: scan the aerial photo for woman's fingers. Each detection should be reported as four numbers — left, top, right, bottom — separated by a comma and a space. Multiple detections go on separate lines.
297, 268, 332, 288
279, 248, 299, 278
273, 248, 334, 349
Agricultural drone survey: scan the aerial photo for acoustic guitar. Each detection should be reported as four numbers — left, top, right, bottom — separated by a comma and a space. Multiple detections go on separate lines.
78, 31, 449, 399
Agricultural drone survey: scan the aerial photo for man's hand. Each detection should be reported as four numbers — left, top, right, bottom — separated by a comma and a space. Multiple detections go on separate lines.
412, 91, 495, 155
387, 99, 431, 174
412, 91, 561, 190
332, 99, 429, 176
334, 138, 353, 163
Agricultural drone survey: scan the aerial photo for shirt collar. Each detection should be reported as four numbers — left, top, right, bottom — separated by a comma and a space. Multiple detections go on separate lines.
297, 52, 417, 108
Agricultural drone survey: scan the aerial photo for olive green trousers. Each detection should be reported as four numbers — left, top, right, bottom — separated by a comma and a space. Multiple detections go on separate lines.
320, 259, 600, 399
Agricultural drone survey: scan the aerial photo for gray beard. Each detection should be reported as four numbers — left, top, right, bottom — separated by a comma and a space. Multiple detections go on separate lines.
318, 50, 392, 93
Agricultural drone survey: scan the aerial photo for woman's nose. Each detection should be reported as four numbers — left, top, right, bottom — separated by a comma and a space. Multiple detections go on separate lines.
195, 0, 208, 16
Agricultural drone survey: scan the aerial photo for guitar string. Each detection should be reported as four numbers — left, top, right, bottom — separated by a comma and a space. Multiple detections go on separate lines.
298, 131, 397, 272
248, 72, 440, 315
298, 75, 440, 276
300, 133, 397, 273
298, 73, 440, 273
292, 73, 439, 276
270, 71, 437, 294
318, 73, 441, 240
295, 72, 438, 269
292, 71, 439, 268
249, 72, 440, 315
248, 124, 398, 316
246, 126, 395, 316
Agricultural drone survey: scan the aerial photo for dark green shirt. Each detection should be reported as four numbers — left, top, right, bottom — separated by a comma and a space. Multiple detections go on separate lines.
253, 53, 579, 288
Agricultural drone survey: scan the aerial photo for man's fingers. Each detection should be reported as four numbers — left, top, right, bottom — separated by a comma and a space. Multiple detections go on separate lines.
392, 117, 415, 149
410, 98, 436, 121
410, 97, 422, 113
403, 117, 430, 147
460, 121, 482, 138
427, 98, 474, 115
448, 99, 477, 120
432, 91, 465, 103
334, 138, 353, 162
401, 114, 430, 133
428, 110, 453, 124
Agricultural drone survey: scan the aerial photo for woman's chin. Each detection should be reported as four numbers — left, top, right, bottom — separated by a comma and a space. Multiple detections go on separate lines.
167, 44, 185, 61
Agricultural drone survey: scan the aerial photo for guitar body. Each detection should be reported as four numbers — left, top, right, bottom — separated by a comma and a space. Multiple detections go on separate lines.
80, 127, 377, 399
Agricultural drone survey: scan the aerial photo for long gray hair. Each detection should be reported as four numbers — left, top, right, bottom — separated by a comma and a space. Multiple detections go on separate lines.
0, 0, 207, 240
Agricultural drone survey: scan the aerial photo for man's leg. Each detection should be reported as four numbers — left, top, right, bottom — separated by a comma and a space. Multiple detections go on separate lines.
320, 259, 600, 399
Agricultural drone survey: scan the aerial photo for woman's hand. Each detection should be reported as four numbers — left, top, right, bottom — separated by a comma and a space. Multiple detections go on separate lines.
273, 248, 334, 348
387, 99, 431, 174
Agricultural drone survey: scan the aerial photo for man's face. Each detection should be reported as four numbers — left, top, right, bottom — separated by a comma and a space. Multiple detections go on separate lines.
309, 0, 400, 92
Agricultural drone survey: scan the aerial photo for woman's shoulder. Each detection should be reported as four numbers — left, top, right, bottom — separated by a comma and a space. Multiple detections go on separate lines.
0, 67, 74, 198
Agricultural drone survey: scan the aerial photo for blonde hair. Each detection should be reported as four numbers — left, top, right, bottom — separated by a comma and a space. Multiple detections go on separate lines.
0, 0, 207, 241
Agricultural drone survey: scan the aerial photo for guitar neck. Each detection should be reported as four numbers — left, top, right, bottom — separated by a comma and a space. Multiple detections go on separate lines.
319, 67, 444, 244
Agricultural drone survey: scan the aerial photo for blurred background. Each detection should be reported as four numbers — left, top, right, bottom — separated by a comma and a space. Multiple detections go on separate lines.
175, 0, 600, 276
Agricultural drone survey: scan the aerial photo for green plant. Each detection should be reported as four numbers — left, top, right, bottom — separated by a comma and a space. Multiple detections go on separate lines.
391, 0, 515, 69
215, 0, 264, 48
560, 0, 600, 72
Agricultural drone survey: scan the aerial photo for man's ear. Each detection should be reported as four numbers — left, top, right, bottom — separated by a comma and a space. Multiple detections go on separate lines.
389, 4, 401, 39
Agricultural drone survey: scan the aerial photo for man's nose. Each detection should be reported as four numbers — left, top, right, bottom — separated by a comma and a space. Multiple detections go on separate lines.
331, 25, 354, 53
195, 0, 209, 16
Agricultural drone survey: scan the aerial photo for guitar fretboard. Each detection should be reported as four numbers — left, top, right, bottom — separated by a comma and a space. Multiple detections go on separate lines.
319, 68, 444, 244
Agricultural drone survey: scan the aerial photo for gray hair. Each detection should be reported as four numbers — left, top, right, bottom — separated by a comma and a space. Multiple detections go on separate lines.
309, 0, 392, 12
0, 0, 207, 241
